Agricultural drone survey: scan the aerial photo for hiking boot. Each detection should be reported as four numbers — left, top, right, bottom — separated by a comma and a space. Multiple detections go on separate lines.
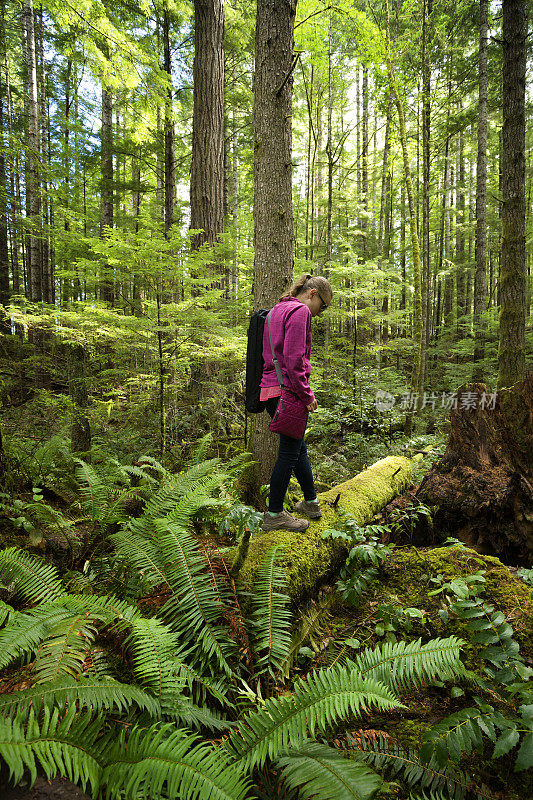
262, 510, 310, 532
293, 499, 322, 519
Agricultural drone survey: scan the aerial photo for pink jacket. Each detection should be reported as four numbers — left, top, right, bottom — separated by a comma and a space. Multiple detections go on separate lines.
260, 296, 315, 406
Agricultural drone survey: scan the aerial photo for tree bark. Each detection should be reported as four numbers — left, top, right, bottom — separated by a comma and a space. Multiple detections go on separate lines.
23, 0, 41, 302
162, 4, 175, 237
473, 0, 489, 381
69, 343, 91, 457
498, 0, 527, 388
250, 0, 297, 502
190, 0, 225, 254
100, 79, 114, 304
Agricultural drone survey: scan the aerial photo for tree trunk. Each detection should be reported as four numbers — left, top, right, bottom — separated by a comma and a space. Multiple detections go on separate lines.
250, 0, 297, 502
498, 0, 527, 388
162, 4, 175, 237
473, 0, 489, 381
100, 80, 114, 304
0, 61, 9, 309
190, 0, 225, 254
417, 375, 533, 564
23, 0, 41, 302
386, 10, 423, 437
69, 343, 91, 457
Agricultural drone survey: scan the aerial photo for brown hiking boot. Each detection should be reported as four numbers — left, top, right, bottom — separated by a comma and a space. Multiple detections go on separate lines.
261, 510, 310, 532
293, 499, 322, 519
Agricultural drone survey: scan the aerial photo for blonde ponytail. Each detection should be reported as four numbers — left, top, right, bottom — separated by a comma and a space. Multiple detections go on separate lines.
280, 273, 333, 302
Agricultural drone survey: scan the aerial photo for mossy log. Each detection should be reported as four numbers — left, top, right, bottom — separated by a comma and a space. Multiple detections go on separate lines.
416, 375, 533, 563
237, 455, 413, 604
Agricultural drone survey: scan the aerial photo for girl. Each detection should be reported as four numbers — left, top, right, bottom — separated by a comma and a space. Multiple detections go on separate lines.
260, 274, 333, 532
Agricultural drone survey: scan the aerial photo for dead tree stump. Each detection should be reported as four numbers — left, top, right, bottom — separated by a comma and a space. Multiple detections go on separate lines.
417, 374, 533, 563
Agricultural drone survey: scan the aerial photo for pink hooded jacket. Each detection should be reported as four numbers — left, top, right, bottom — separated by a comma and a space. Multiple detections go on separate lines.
259, 296, 315, 407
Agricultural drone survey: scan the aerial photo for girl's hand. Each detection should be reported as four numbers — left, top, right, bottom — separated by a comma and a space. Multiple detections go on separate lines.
307, 399, 318, 412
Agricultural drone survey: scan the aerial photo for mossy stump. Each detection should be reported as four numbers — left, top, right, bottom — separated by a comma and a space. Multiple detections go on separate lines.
416, 375, 533, 563
237, 455, 413, 604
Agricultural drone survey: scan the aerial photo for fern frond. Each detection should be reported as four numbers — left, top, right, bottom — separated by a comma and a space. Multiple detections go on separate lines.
348, 637, 464, 693
103, 723, 249, 800
0, 706, 105, 792
34, 612, 99, 683
156, 519, 236, 675
125, 617, 231, 707
357, 736, 475, 800
251, 546, 292, 678
161, 698, 230, 731
0, 603, 76, 670
226, 666, 403, 770
126, 617, 187, 702
109, 529, 170, 594
0, 594, 139, 672
0, 676, 160, 718
0, 599, 13, 626
420, 707, 491, 766
278, 741, 381, 800
0, 547, 64, 603
282, 596, 332, 676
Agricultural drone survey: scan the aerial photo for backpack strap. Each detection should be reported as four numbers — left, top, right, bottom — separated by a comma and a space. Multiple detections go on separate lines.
267, 310, 285, 391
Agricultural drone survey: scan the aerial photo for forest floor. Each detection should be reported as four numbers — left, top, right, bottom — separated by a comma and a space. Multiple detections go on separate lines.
0, 775, 91, 800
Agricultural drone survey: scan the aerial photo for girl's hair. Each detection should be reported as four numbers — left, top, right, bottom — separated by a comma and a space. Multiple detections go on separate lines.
280, 274, 333, 301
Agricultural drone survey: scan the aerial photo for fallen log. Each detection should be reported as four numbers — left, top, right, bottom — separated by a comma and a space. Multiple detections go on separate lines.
416, 374, 533, 563
237, 455, 414, 603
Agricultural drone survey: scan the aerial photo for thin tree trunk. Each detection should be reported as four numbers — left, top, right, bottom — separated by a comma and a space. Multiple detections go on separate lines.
100, 78, 114, 304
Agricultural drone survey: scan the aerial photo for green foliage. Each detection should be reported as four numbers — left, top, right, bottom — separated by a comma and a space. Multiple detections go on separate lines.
278, 741, 382, 800
226, 666, 403, 770
322, 515, 393, 605
358, 736, 478, 800
250, 545, 292, 679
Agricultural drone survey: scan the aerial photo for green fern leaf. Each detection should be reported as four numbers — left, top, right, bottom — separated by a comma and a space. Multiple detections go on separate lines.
349, 637, 464, 693
358, 735, 473, 800
103, 723, 249, 800
251, 545, 292, 678
281, 597, 332, 676
34, 612, 99, 683
278, 741, 381, 800
0, 548, 64, 603
155, 519, 236, 675
226, 666, 402, 770
0, 676, 160, 718
0, 707, 105, 792
126, 617, 231, 707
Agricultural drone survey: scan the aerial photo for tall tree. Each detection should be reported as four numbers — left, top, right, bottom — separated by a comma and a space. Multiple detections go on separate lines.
472, 0, 488, 380
162, 4, 175, 237
251, 0, 297, 496
23, 0, 41, 302
100, 77, 114, 304
498, 0, 527, 387
190, 0, 225, 255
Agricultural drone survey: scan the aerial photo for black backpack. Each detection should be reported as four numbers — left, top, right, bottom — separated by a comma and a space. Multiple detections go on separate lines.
245, 308, 270, 413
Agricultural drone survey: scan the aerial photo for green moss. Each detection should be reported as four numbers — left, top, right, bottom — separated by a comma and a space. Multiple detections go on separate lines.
371, 546, 533, 658
237, 456, 413, 604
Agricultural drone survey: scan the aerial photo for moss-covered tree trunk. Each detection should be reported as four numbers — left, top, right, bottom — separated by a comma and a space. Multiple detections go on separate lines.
417, 375, 533, 563
237, 455, 413, 603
